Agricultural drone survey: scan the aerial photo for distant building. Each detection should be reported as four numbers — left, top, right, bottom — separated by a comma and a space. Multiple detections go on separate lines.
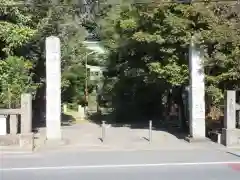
86, 65, 107, 81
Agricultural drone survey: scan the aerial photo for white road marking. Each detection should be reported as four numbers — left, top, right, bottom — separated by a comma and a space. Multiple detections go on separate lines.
0, 152, 40, 158
0, 152, 33, 154
1, 161, 240, 171
1, 154, 41, 159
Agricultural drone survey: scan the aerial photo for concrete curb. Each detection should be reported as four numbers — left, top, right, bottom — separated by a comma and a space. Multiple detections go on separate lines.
1, 142, 239, 154
29, 145, 228, 153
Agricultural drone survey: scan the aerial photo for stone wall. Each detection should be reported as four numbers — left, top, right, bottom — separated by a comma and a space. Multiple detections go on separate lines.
0, 93, 33, 150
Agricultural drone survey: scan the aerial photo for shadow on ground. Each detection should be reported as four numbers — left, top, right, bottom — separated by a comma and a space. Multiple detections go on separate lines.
88, 111, 188, 140
32, 112, 75, 134
61, 113, 75, 126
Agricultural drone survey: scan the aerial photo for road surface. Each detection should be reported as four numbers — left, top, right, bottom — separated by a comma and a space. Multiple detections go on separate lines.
1, 149, 240, 180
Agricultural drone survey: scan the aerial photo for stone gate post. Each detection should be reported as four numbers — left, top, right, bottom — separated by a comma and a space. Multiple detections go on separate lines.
186, 41, 206, 142
21, 93, 32, 133
222, 90, 240, 146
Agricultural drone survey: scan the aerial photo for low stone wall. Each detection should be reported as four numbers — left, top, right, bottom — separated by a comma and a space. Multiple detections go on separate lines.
0, 93, 33, 151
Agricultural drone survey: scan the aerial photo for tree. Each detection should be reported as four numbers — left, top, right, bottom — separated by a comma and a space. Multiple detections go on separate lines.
0, 0, 39, 107
0, 0, 99, 109
99, 1, 240, 125
0, 56, 37, 108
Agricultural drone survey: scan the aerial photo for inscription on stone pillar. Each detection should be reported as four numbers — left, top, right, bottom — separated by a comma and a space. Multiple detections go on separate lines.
189, 42, 206, 139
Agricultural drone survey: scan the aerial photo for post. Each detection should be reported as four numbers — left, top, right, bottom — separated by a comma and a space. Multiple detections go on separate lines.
46, 36, 62, 140
10, 114, 18, 134
224, 91, 236, 129
21, 93, 32, 133
187, 40, 206, 141
101, 121, 106, 142
222, 90, 240, 146
0, 115, 7, 135
85, 55, 88, 104
63, 104, 67, 113
78, 105, 85, 120
149, 120, 152, 143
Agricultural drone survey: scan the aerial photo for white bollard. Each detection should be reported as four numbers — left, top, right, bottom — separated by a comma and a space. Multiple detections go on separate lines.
149, 120, 152, 143
63, 104, 67, 113
78, 105, 85, 120
101, 121, 106, 142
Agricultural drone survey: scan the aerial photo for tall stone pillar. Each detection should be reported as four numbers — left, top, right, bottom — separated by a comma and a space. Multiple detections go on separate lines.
45, 36, 62, 140
187, 41, 206, 141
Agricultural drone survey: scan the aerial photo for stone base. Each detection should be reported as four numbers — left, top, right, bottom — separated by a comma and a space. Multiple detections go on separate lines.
222, 128, 240, 147
0, 134, 34, 152
185, 136, 210, 143
19, 133, 34, 151
208, 131, 222, 144
0, 135, 19, 146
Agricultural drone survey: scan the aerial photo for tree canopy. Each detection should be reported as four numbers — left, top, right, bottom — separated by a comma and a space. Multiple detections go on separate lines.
1, 0, 240, 127
99, 1, 240, 123
0, 0, 102, 109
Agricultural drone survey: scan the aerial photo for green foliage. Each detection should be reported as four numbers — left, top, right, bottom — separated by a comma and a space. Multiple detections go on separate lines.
0, 0, 87, 108
0, 56, 38, 107
0, 0, 40, 107
100, 1, 240, 121
0, 22, 36, 55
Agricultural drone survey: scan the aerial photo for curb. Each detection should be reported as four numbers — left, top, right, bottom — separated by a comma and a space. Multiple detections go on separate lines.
30, 145, 228, 153
1, 143, 239, 154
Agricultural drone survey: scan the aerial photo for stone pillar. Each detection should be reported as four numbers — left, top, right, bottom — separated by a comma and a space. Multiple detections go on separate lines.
21, 93, 32, 133
10, 114, 18, 134
78, 105, 85, 120
45, 36, 62, 140
222, 90, 240, 146
224, 91, 236, 129
0, 115, 7, 135
187, 41, 206, 141
63, 104, 67, 113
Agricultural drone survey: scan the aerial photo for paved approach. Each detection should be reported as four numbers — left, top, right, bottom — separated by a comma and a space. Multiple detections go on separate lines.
1, 149, 240, 180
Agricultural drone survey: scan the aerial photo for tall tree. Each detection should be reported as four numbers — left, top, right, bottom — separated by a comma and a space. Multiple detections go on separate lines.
99, 1, 240, 124
0, 0, 39, 107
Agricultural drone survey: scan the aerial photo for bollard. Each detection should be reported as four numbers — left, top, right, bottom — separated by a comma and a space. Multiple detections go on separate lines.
63, 104, 67, 113
149, 120, 152, 143
101, 121, 106, 142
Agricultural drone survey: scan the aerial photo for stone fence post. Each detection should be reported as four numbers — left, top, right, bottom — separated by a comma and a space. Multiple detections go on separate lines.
19, 93, 33, 150
21, 93, 32, 134
222, 90, 240, 146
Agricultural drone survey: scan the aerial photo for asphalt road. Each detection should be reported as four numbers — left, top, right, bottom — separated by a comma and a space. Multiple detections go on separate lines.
1, 149, 240, 180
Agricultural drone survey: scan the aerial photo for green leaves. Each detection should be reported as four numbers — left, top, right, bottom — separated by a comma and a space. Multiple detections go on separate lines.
119, 18, 137, 31
99, 1, 240, 119
149, 61, 189, 86
132, 31, 165, 44
0, 56, 38, 107
0, 21, 36, 55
